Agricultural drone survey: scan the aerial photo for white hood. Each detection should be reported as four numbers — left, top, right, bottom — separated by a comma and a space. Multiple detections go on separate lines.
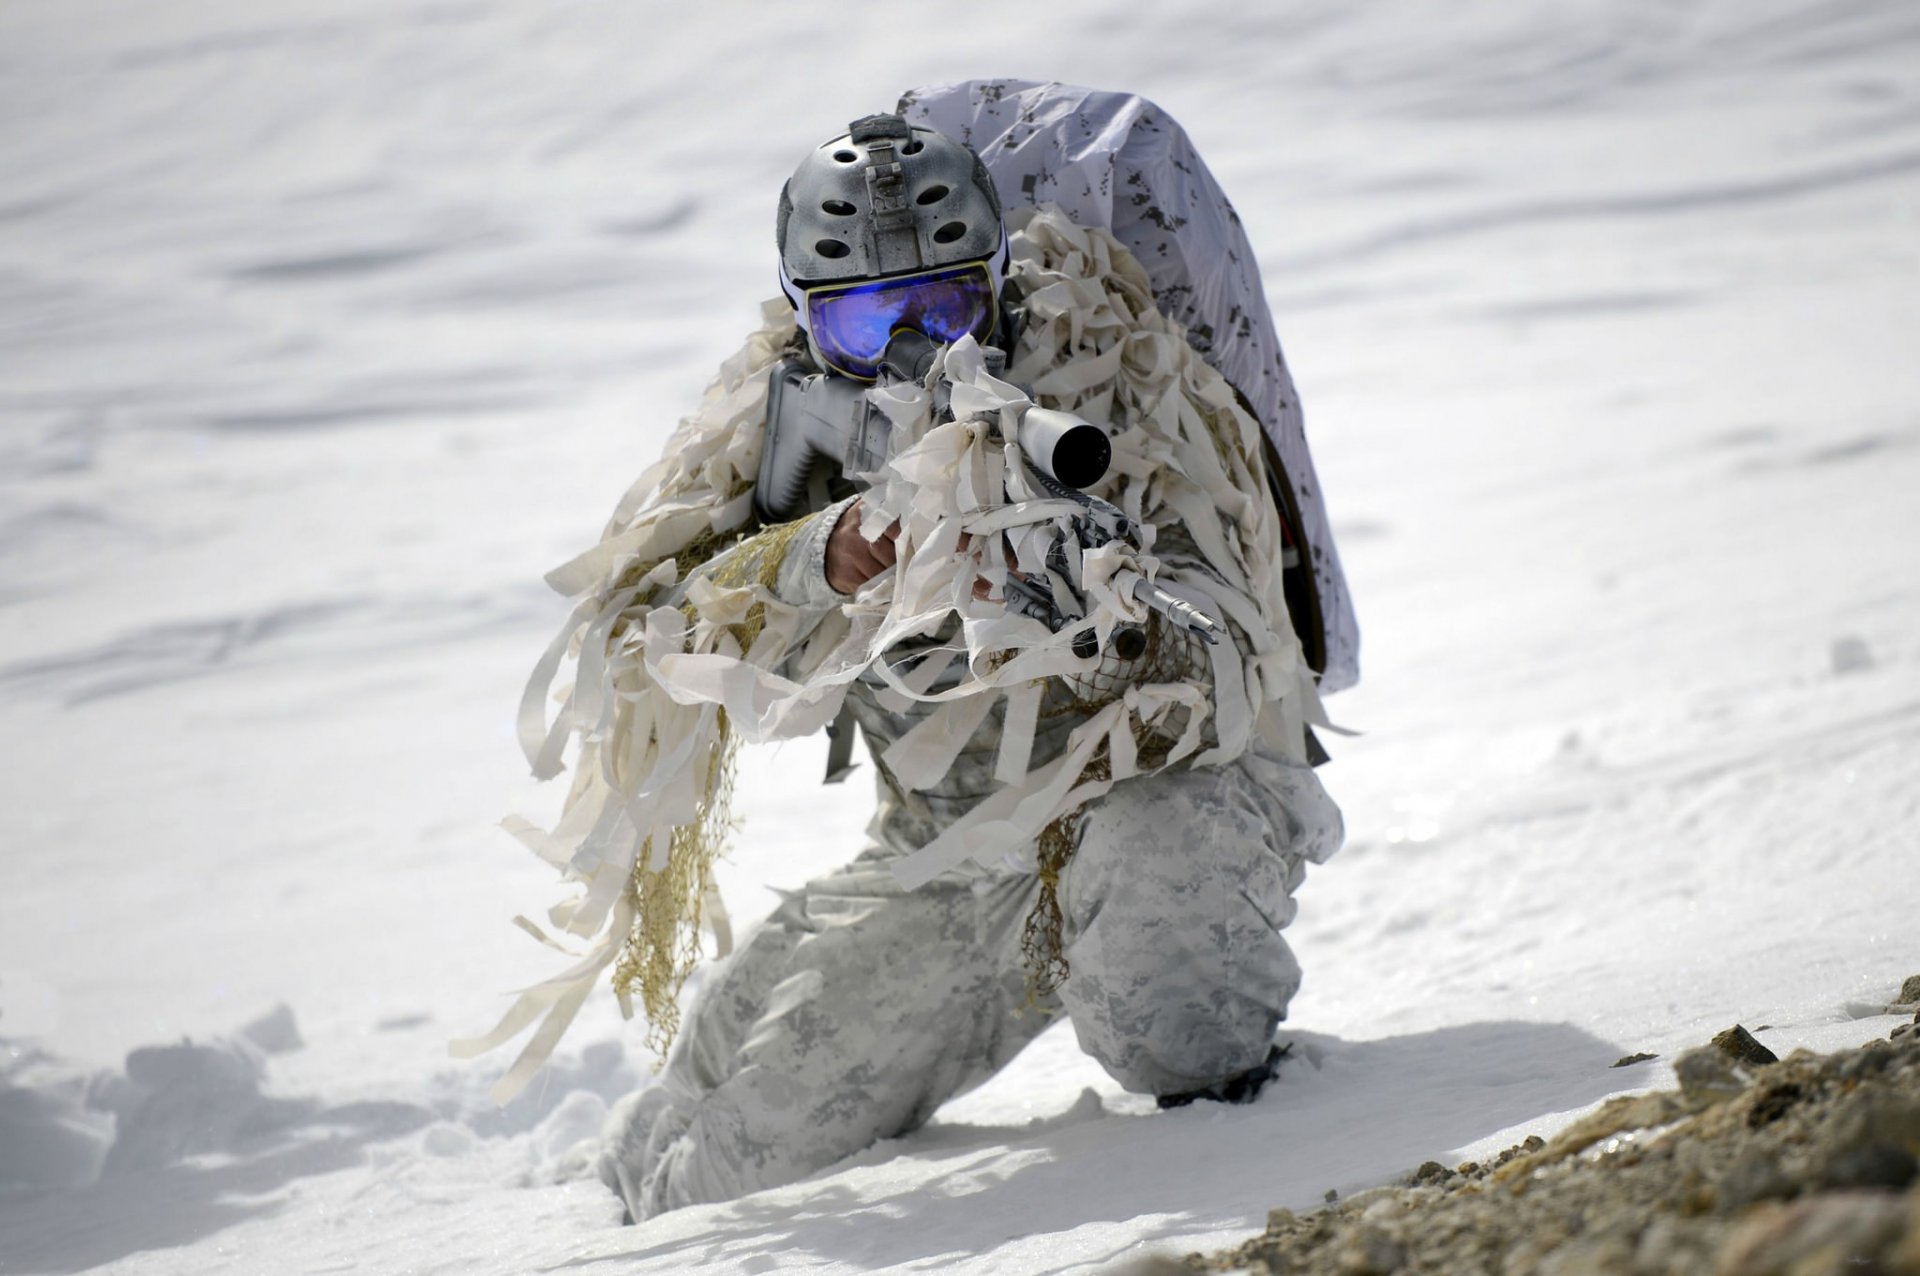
900, 78, 1361, 693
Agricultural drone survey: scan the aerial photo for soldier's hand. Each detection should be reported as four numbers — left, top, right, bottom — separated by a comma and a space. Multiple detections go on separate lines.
825, 498, 901, 595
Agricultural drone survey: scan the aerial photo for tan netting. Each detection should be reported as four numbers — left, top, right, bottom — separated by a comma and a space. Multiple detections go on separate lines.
611, 711, 739, 1058
1019, 683, 1190, 1003
610, 514, 811, 1047
693, 515, 815, 650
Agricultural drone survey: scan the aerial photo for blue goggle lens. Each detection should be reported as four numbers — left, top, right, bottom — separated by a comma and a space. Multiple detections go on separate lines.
806, 264, 996, 380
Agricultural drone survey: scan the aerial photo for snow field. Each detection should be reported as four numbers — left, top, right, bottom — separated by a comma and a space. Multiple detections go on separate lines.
2, 1, 1918, 1272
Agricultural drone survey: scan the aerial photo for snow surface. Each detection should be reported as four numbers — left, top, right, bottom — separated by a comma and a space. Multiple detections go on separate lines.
3, 1, 1918, 1272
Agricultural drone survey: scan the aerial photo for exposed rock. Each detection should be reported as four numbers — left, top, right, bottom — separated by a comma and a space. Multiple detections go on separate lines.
1674, 1046, 1749, 1107
1744, 1081, 1805, 1129
1717, 1147, 1797, 1211
1809, 1088, 1920, 1192
1192, 1029, 1920, 1276
1901, 974, 1920, 1005
1817, 1141, 1917, 1192
1891, 1190, 1920, 1270
1534, 1229, 1634, 1276
1840, 1040, 1896, 1081
1332, 1225, 1403, 1274
1714, 1191, 1908, 1275
1611, 1052, 1657, 1068
1710, 1024, 1778, 1067
1829, 1086, 1920, 1152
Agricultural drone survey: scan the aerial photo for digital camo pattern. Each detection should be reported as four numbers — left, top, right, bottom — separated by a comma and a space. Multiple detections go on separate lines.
600, 744, 1343, 1221
897, 79, 1360, 694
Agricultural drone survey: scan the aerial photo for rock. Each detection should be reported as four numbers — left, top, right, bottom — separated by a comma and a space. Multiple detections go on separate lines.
1887, 1190, 1920, 1271
1900, 974, 1920, 1005
1633, 1215, 1703, 1272
1714, 1191, 1908, 1275
1676, 1046, 1750, 1107
1536, 1229, 1636, 1275
1360, 1198, 1402, 1225
1200, 1028, 1920, 1276
1494, 1092, 1685, 1186
1717, 1147, 1797, 1212
1745, 1081, 1805, 1129
1612, 1052, 1657, 1068
1673, 1134, 1715, 1182
1333, 1226, 1404, 1274
1342, 1187, 1400, 1218
1839, 1041, 1895, 1081
1710, 1024, 1778, 1067
1820, 1088, 1920, 1158
1815, 1141, 1916, 1192
1803, 1087, 1920, 1197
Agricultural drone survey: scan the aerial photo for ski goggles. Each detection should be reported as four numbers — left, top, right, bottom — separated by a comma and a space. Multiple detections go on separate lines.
788, 261, 999, 382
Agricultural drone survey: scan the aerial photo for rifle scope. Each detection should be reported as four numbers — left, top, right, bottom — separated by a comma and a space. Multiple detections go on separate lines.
1018, 407, 1111, 490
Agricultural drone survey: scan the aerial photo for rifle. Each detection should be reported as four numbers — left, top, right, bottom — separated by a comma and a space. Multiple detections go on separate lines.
753, 330, 1224, 659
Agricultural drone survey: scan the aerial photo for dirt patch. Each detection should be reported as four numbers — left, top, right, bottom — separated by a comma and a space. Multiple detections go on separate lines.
1190, 1016, 1920, 1275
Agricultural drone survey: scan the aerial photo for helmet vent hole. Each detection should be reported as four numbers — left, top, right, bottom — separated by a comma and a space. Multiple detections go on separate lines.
832, 149, 858, 163
902, 139, 924, 155
932, 221, 967, 244
821, 199, 856, 216
915, 184, 950, 206
815, 238, 851, 259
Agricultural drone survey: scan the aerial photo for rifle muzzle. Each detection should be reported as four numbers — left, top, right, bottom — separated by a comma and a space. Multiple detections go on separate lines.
1019, 407, 1111, 489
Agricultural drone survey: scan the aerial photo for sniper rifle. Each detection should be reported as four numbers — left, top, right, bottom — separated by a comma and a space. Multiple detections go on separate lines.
753, 329, 1223, 659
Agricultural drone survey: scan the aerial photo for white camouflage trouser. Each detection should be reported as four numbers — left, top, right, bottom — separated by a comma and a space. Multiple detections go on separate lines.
599, 746, 1341, 1222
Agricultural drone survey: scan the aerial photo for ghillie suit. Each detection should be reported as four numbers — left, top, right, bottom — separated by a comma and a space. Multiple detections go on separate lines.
460, 85, 1354, 1220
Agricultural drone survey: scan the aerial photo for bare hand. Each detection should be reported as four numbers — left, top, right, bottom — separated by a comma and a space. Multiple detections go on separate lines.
825, 499, 901, 595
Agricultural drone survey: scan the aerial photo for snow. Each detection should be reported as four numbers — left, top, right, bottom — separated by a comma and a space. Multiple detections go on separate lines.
2, 0, 1917, 1271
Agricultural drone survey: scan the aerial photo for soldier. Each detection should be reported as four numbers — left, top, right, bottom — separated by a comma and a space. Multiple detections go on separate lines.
589, 107, 1348, 1222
